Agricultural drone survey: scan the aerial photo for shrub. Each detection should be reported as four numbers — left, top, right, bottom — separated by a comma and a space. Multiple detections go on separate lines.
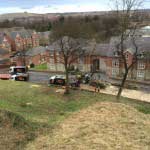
30, 63, 35, 68
98, 82, 106, 89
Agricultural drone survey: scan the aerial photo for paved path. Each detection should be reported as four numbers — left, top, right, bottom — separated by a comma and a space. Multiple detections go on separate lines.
80, 84, 150, 103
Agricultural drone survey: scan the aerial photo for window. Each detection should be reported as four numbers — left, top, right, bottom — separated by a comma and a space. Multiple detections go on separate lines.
112, 60, 119, 68
79, 57, 84, 64
113, 51, 119, 57
125, 53, 129, 60
137, 62, 145, 69
56, 55, 60, 63
112, 68, 119, 77
16, 43, 21, 47
50, 58, 54, 63
137, 70, 145, 79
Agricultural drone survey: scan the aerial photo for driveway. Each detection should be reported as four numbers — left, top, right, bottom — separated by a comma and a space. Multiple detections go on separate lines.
81, 84, 150, 103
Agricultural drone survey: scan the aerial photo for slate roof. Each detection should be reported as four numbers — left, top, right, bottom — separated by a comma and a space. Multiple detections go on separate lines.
10, 30, 33, 39
26, 46, 48, 56
0, 32, 5, 44
0, 58, 10, 64
109, 36, 150, 56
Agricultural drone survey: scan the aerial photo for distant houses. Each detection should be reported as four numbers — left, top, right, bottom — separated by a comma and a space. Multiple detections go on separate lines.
0, 26, 149, 83
0, 28, 50, 67
43, 37, 150, 82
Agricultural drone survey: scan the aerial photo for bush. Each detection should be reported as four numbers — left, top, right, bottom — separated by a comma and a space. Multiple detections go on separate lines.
98, 82, 106, 89
30, 63, 35, 68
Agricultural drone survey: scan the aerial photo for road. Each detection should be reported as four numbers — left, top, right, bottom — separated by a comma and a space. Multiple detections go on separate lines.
28, 71, 62, 84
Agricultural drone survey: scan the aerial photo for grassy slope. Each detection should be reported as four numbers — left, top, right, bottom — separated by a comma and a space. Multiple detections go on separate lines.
0, 80, 150, 149
26, 102, 150, 150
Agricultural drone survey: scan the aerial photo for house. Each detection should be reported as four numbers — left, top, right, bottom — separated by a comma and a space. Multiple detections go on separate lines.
25, 46, 49, 66
0, 33, 12, 51
9, 30, 39, 51
46, 37, 150, 82
109, 37, 150, 81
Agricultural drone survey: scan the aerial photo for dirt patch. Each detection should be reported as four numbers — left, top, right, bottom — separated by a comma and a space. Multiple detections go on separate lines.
0, 110, 35, 150
26, 102, 150, 150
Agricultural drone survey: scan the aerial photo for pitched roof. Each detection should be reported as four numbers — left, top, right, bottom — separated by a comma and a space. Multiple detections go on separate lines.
0, 58, 10, 64
9, 29, 33, 39
110, 36, 150, 55
0, 32, 5, 44
26, 46, 48, 56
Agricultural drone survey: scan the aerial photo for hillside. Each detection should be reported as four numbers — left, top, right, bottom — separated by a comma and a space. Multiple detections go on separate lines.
26, 102, 150, 150
0, 9, 150, 22
0, 109, 34, 150
0, 12, 42, 21
0, 80, 150, 149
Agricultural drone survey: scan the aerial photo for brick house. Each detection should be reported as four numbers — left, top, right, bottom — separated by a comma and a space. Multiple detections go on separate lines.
0, 33, 13, 52
46, 37, 150, 82
25, 46, 49, 66
9, 30, 39, 51
32, 31, 40, 47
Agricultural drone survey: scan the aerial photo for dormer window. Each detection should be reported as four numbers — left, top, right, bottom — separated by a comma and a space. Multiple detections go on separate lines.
139, 52, 144, 58
112, 60, 119, 68
113, 51, 119, 57
125, 53, 129, 60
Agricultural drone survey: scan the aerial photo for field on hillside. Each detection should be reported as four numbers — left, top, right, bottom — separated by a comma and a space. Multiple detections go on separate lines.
26, 102, 150, 150
0, 80, 150, 149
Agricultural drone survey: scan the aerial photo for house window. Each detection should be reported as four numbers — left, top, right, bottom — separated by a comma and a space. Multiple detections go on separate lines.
50, 58, 54, 63
56, 55, 60, 63
79, 65, 83, 71
16, 43, 21, 47
56, 52, 59, 56
112, 60, 119, 68
137, 62, 145, 69
137, 70, 145, 79
125, 53, 129, 60
79, 57, 84, 64
112, 68, 119, 77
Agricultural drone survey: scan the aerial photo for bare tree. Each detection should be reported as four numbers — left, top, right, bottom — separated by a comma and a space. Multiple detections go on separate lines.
111, 0, 144, 99
52, 37, 85, 94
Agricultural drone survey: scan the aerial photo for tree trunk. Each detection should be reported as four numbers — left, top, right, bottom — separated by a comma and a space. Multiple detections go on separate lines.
64, 67, 70, 94
117, 70, 128, 100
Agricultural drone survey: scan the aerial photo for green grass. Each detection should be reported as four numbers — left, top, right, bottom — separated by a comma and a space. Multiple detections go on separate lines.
0, 80, 150, 149
0, 80, 150, 127
34, 63, 47, 71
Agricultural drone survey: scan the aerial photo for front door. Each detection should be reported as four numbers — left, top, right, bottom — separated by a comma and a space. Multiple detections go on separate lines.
93, 59, 100, 72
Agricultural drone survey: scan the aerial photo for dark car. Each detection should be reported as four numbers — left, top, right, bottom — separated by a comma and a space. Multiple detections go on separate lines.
49, 75, 66, 86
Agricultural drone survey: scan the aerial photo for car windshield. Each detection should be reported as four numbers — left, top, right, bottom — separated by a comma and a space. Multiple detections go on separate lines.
14, 68, 26, 73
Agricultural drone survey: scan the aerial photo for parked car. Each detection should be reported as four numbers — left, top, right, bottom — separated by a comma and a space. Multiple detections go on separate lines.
49, 75, 66, 86
49, 75, 80, 87
9, 66, 29, 81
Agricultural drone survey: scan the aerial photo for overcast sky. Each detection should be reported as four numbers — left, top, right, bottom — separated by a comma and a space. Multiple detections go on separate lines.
0, 0, 149, 14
